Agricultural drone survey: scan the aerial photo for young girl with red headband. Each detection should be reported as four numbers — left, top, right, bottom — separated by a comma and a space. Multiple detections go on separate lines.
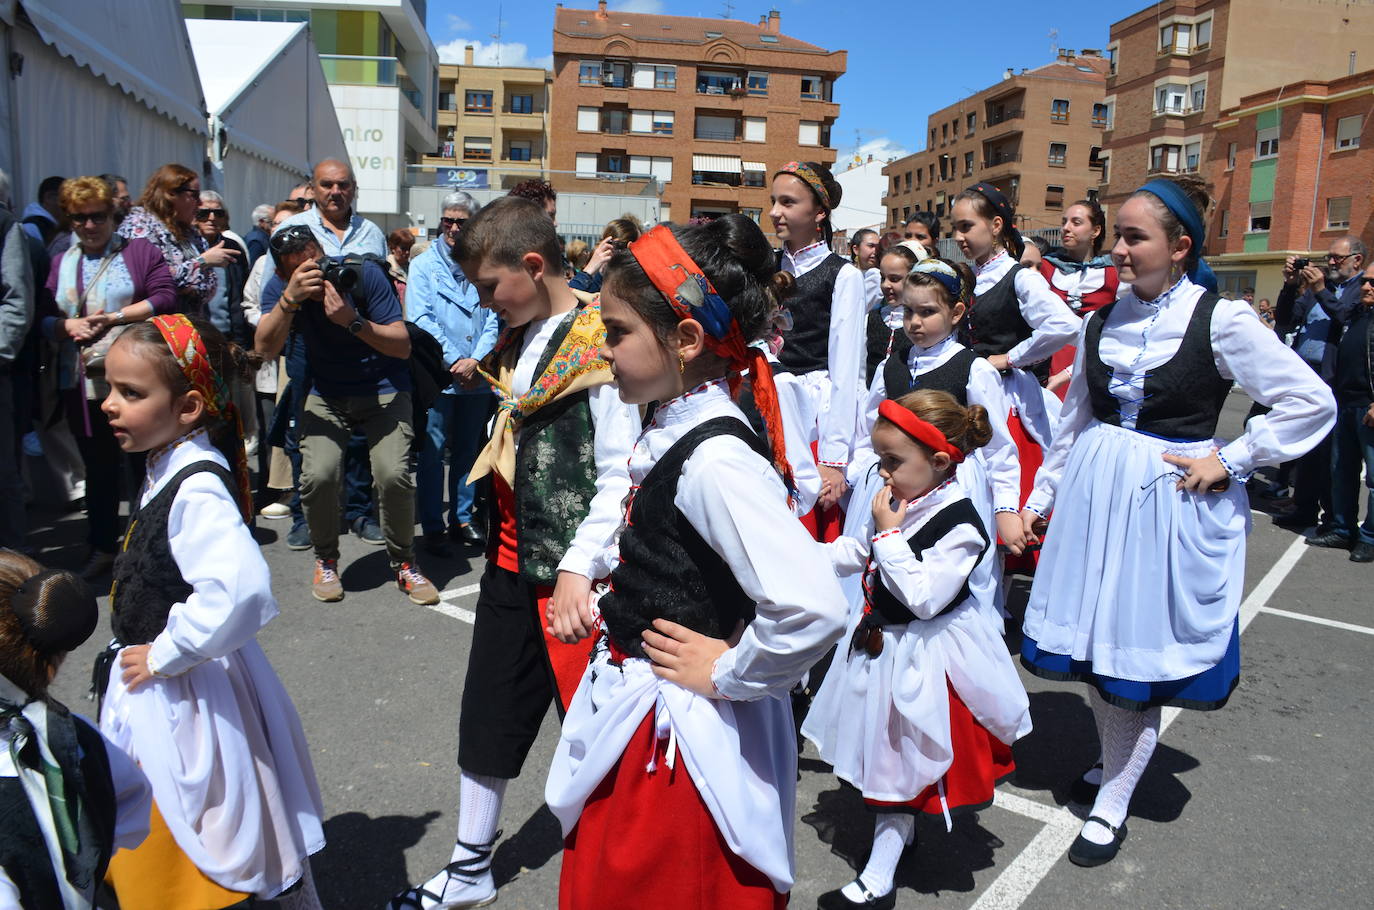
951, 184, 1078, 558
803, 389, 1031, 910
96, 315, 325, 910
544, 215, 847, 909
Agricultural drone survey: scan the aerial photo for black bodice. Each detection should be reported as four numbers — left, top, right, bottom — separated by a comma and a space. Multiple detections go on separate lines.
778, 252, 849, 376
865, 497, 989, 626
882, 346, 977, 406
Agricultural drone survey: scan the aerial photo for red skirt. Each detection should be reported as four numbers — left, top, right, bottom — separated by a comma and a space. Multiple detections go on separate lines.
1002, 410, 1043, 573
560, 712, 787, 910
864, 681, 1015, 816
533, 585, 595, 713
803, 442, 844, 542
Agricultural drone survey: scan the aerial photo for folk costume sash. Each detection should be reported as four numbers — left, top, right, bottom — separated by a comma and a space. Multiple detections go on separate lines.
150, 315, 253, 522
468, 301, 613, 486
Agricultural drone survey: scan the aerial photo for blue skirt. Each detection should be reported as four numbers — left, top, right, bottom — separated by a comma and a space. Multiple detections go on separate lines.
1020, 619, 1240, 712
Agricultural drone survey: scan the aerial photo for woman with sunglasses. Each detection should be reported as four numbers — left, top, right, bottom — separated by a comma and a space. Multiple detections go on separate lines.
38, 177, 177, 578
116, 164, 240, 315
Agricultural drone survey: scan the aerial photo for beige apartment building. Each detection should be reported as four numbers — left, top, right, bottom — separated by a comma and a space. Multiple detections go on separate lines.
550, 2, 845, 228
422, 47, 552, 189
882, 51, 1109, 240
1099, 0, 1374, 209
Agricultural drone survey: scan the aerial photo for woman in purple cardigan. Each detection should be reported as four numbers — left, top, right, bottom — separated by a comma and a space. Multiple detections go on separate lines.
40, 176, 177, 578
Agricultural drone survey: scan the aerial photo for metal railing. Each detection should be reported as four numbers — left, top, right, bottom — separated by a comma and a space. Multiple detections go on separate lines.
694, 127, 739, 141
981, 154, 1022, 168
405, 164, 662, 197
984, 109, 1025, 127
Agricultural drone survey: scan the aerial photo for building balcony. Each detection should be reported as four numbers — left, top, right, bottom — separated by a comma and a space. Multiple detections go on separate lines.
694, 127, 740, 142
981, 154, 1022, 169
321, 55, 423, 113
981, 110, 1024, 138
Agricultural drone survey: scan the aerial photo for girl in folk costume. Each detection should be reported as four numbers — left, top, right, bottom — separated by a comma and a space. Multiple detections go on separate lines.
803, 390, 1031, 910
951, 183, 1079, 520
857, 260, 1029, 620
1037, 199, 1122, 398
770, 161, 868, 539
865, 243, 924, 385
0, 553, 152, 909
545, 215, 847, 909
96, 316, 325, 909
1018, 176, 1335, 866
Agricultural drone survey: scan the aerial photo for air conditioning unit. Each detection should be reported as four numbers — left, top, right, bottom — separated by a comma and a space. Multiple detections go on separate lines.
603, 73, 616, 85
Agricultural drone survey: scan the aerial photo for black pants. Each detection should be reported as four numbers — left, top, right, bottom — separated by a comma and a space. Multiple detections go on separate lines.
1291, 429, 1334, 524
457, 563, 561, 779
69, 400, 125, 554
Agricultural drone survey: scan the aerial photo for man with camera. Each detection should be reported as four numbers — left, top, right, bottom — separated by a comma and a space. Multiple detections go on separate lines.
1272, 236, 1365, 533
256, 224, 440, 605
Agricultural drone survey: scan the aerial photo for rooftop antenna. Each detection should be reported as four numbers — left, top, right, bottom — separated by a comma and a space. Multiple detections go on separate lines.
490, 6, 504, 65
1048, 28, 1059, 57
721, 0, 735, 17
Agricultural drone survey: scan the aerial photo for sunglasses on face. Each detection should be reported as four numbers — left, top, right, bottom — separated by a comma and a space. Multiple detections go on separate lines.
196, 208, 226, 220
439, 217, 468, 229
1360, 276, 1374, 287
173, 185, 200, 197
290, 196, 314, 207
70, 212, 110, 226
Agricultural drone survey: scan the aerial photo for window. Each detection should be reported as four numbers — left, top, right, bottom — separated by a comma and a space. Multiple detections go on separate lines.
575, 153, 598, 177
438, 91, 455, 111
1099, 154, 1110, 184
1327, 196, 1352, 229
942, 123, 949, 144
904, 171, 912, 192
1196, 18, 1212, 48
1190, 80, 1207, 113
743, 163, 767, 187
577, 106, 598, 132
747, 72, 769, 96
1161, 22, 1192, 53
964, 152, 974, 176
697, 70, 741, 95
1051, 98, 1070, 123
600, 61, 630, 88
604, 155, 625, 173
233, 7, 309, 22
510, 94, 534, 114
632, 156, 674, 183
630, 110, 652, 134
799, 121, 820, 146
744, 117, 766, 142
903, 206, 911, 221
508, 139, 532, 162
800, 75, 822, 100
915, 170, 922, 189
1336, 115, 1362, 149
1092, 103, 1109, 127
1218, 210, 1230, 237
741, 207, 763, 222
1227, 141, 1238, 168
661, 204, 672, 222
601, 109, 628, 134
462, 136, 492, 162
695, 113, 737, 141
967, 112, 977, 135
1184, 141, 1201, 172
928, 164, 934, 184
652, 111, 674, 135
1107, 45, 1118, 76
579, 61, 601, 86
1046, 185, 1065, 209
1256, 126, 1279, 158
930, 129, 936, 148
1150, 144, 1181, 173
654, 65, 676, 89
1048, 142, 1067, 166
1249, 200, 1272, 233
465, 90, 493, 113
1156, 83, 1187, 114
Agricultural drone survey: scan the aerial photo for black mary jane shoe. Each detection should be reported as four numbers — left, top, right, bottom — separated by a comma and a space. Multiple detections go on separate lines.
1068, 815, 1128, 868
1068, 761, 1103, 804
817, 880, 897, 909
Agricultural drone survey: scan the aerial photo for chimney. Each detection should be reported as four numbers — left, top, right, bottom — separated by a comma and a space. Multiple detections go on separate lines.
759, 14, 767, 28
766, 9, 780, 34
464, 44, 474, 66
596, 0, 609, 20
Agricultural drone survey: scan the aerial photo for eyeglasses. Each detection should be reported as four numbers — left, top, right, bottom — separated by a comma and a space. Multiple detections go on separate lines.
268, 224, 318, 257
290, 196, 314, 207
172, 185, 200, 198
1329, 253, 1357, 263
439, 216, 468, 230
69, 212, 110, 226
196, 208, 226, 220
1360, 276, 1374, 287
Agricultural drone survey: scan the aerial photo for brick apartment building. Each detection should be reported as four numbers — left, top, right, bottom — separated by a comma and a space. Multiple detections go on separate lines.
1099, 0, 1374, 210
881, 51, 1109, 240
550, 2, 845, 228
1208, 70, 1374, 297
422, 46, 552, 188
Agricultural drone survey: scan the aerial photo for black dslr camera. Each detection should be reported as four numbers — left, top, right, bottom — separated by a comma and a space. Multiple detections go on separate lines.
317, 255, 366, 292
1293, 257, 1310, 271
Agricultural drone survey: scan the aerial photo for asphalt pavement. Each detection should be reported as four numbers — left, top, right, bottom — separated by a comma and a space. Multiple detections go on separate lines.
36, 388, 1373, 910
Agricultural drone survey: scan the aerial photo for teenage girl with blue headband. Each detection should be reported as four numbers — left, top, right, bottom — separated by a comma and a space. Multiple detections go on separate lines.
1017, 174, 1335, 867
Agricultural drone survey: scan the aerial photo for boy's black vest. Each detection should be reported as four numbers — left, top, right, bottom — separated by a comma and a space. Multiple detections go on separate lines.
600, 417, 771, 659
498, 306, 602, 586
865, 498, 989, 626
777, 251, 849, 376
110, 462, 238, 645
0, 699, 119, 910
882, 347, 978, 406
1083, 292, 1231, 441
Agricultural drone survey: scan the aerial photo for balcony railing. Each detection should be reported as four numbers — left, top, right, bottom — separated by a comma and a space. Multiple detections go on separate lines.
985, 109, 1024, 127
320, 54, 399, 87
697, 81, 746, 96
694, 127, 739, 141
692, 172, 743, 187
981, 154, 1022, 168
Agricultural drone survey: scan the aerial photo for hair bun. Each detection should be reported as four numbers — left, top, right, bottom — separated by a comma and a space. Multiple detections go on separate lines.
12, 568, 98, 655
770, 270, 796, 301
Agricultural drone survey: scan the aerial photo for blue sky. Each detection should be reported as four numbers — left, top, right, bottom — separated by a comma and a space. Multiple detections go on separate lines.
429, 0, 1148, 164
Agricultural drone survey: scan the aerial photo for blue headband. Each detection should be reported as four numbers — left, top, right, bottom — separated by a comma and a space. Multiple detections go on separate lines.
909, 259, 964, 302
1137, 179, 1218, 293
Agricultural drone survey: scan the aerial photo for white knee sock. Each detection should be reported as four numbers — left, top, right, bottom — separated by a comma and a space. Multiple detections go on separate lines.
276, 865, 323, 910
451, 771, 508, 863
1082, 700, 1160, 845
1083, 689, 1110, 786
842, 813, 915, 901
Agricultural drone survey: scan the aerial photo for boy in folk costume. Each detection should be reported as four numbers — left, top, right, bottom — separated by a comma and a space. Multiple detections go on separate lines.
389, 197, 638, 910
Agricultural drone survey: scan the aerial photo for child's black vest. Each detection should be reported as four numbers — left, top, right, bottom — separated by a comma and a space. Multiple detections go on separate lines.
0, 700, 119, 909
777, 251, 849, 376
882, 347, 978, 406
1083, 292, 1231, 441
866, 308, 912, 385
600, 417, 771, 660
865, 498, 989, 626
963, 263, 1031, 359
110, 462, 238, 645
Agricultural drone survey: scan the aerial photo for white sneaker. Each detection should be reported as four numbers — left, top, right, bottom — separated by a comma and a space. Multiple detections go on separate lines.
259, 501, 291, 519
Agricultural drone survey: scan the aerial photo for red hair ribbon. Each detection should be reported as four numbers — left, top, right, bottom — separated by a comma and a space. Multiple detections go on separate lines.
151, 314, 254, 522
877, 399, 965, 464
629, 226, 795, 493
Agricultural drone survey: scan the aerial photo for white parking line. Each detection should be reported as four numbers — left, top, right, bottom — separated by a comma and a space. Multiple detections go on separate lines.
440, 582, 482, 601
1257, 605, 1374, 636
416, 581, 483, 624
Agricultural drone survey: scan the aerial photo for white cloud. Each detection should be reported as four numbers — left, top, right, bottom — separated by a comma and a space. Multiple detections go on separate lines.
445, 14, 473, 33
436, 38, 553, 70
837, 136, 911, 165
610, 0, 666, 11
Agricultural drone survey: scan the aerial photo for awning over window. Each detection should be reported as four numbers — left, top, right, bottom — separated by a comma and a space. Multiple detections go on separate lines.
692, 154, 741, 172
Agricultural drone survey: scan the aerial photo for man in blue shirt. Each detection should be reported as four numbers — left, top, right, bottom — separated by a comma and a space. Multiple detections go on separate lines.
280, 159, 386, 256
257, 224, 439, 605
407, 192, 499, 555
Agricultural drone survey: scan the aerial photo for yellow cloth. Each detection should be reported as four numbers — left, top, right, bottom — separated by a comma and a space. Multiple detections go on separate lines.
106, 800, 248, 910
468, 300, 613, 486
